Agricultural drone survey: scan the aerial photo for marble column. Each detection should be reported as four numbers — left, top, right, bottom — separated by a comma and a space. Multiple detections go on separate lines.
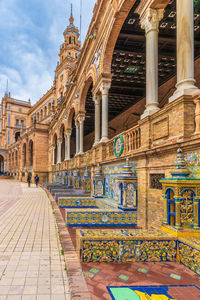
93, 94, 101, 146
78, 116, 85, 154
57, 139, 62, 163
170, 0, 199, 102
140, 8, 164, 119
100, 82, 111, 143
52, 147, 55, 165
75, 120, 80, 155
65, 130, 71, 160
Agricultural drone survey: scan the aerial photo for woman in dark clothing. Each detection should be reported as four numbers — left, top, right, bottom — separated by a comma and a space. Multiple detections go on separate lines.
27, 174, 31, 187
35, 175, 39, 187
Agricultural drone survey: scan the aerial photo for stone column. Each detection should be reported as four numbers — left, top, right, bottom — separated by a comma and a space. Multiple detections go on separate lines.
65, 130, 71, 160
140, 8, 164, 119
78, 116, 85, 154
93, 94, 101, 146
75, 120, 80, 155
170, 0, 199, 102
52, 146, 55, 165
100, 82, 111, 143
57, 139, 62, 163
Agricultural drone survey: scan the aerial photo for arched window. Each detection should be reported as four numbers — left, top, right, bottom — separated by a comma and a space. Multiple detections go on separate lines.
29, 140, 33, 167
48, 103, 51, 115
54, 135, 57, 164
23, 144, 26, 167
15, 132, 20, 142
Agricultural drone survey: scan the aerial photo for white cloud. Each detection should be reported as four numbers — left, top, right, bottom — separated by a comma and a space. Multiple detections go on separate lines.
0, 0, 96, 104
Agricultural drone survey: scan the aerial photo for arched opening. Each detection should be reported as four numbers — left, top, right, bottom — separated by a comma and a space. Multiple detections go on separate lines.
60, 125, 65, 162
101, 0, 200, 136
29, 140, 34, 167
44, 106, 47, 118
166, 189, 175, 226
15, 151, 18, 168
0, 155, 4, 174
82, 82, 95, 152
181, 189, 195, 229
67, 108, 76, 158
48, 103, 51, 115
22, 143, 26, 168
40, 110, 43, 120
53, 134, 58, 164
15, 132, 20, 142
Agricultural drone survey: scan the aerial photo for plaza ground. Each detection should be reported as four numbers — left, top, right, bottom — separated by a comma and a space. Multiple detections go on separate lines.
0, 180, 70, 300
0, 179, 200, 300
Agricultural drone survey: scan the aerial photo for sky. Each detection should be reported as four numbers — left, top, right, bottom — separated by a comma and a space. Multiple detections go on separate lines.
0, 0, 96, 104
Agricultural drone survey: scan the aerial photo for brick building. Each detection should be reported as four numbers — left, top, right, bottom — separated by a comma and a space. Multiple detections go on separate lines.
2, 0, 200, 229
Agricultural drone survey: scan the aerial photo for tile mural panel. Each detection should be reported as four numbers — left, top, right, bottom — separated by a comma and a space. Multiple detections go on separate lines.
185, 151, 200, 178
103, 162, 137, 204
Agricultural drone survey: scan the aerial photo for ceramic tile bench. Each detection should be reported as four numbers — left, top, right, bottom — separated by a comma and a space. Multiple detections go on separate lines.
76, 229, 177, 263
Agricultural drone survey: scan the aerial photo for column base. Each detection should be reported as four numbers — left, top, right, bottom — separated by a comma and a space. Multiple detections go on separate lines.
141, 104, 160, 119
169, 79, 200, 102
100, 136, 109, 143
78, 151, 84, 155
93, 141, 100, 147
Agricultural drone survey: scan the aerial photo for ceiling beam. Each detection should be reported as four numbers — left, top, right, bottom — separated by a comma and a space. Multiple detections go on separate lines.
119, 32, 200, 46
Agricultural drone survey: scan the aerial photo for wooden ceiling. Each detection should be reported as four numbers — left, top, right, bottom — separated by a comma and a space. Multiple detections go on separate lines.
83, 0, 200, 137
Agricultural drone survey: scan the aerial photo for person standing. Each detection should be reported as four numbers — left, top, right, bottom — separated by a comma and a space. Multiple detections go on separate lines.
27, 173, 31, 188
35, 174, 39, 187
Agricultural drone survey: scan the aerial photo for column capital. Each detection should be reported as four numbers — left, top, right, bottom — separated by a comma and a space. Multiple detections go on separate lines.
100, 82, 111, 95
74, 118, 79, 127
77, 112, 85, 124
93, 94, 101, 105
65, 128, 72, 136
140, 8, 164, 34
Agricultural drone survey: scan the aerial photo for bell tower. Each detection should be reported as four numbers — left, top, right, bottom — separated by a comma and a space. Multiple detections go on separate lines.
59, 4, 81, 63
55, 4, 81, 106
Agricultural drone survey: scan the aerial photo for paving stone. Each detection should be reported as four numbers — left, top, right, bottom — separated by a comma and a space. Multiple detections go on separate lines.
0, 181, 71, 299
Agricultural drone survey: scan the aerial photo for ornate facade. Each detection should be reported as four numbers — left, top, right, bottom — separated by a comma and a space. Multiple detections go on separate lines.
2, 0, 200, 229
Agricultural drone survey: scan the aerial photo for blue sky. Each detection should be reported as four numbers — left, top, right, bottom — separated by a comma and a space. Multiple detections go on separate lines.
0, 0, 96, 104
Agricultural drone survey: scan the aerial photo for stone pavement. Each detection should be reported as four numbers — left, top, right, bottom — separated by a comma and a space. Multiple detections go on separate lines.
0, 180, 70, 300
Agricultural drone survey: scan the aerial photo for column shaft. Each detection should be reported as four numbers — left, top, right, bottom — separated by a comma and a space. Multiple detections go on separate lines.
79, 119, 84, 154
52, 147, 55, 165
93, 95, 101, 146
140, 8, 164, 119
64, 136, 68, 161
170, 0, 199, 101
100, 83, 110, 143
75, 122, 80, 155
57, 141, 62, 163
67, 134, 71, 160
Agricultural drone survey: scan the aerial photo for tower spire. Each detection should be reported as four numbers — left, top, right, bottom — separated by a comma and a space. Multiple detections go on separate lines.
69, 3, 74, 24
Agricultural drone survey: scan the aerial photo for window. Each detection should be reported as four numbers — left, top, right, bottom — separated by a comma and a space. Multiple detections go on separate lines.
8, 114, 10, 126
8, 131, 10, 145
60, 74, 63, 82
8, 105, 11, 110
19, 108, 22, 112
16, 119, 19, 126
21, 120, 24, 128
69, 36, 71, 44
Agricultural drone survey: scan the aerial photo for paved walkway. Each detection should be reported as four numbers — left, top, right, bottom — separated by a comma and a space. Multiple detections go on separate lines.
0, 180, 70, 300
